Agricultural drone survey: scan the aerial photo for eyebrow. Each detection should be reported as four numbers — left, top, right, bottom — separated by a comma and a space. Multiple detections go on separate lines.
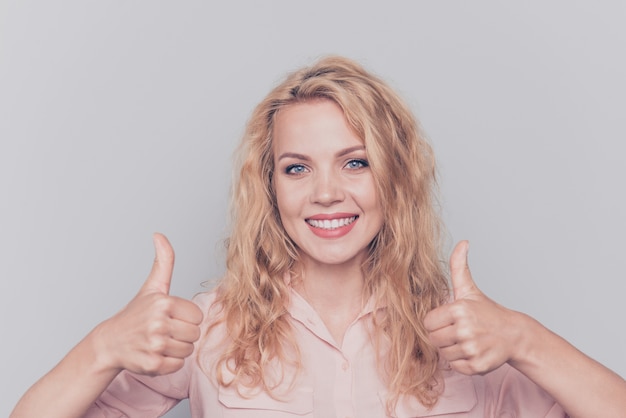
277, 152, 310, 162
337, 145, 366, 157
277, 145, 366, 161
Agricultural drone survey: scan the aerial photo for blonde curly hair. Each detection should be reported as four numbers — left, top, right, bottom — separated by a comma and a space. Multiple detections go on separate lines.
203, 56, 449, 409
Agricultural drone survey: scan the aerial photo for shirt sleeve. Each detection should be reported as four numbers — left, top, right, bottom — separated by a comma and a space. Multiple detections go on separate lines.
481, 364, 569, 417
82, 353, 192, 418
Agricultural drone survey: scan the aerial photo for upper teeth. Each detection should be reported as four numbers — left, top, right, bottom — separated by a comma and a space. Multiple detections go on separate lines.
306, 216, 357, 230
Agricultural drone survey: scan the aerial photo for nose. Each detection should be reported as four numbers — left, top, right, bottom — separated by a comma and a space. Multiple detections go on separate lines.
310, 169, 345, 206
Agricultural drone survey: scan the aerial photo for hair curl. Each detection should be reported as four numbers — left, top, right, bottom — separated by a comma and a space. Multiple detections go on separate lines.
202, 56, 450, 409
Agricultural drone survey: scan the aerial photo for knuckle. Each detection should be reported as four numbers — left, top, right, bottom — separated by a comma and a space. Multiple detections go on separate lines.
142, 355, 165, 375
461, 340, 479, 357
466, 363, 479, 375
154, 296, 174, 313
148, 319, 168, 336
450, 302, 468, 319
148, 335, 168, 353
456, 324, 475, 341
469, 358, 489, 375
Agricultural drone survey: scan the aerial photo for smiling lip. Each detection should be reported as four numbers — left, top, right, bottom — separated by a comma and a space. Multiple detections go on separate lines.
305, 213, 359, 238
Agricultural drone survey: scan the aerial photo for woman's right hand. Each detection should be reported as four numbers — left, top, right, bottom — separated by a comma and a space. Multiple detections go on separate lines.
10, 233, 204, 418
94, 233, 204, 375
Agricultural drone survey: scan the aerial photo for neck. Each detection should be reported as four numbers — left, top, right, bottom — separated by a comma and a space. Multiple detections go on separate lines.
297, 258, 365, 310
292, 258, 367, 346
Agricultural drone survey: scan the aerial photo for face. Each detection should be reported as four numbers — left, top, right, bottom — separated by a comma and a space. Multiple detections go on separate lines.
272, 99, 384, 270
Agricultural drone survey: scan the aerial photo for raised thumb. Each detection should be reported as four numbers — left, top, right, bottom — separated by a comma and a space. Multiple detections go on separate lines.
141, 232, 175, 295
450, 240, 478, 300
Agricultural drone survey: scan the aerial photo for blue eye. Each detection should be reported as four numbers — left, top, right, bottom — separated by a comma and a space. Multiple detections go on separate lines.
345, 159, 369, 169
286, 164, 307, 174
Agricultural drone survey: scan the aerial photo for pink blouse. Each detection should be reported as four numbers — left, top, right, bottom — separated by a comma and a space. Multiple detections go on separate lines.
85, 291, 567, 417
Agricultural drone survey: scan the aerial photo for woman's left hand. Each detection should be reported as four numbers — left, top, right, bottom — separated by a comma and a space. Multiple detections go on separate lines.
424, 241, 626, 417
424, 240, 523, 375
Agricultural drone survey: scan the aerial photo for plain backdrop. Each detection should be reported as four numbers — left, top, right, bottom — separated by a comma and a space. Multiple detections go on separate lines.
1, 1, 625, 416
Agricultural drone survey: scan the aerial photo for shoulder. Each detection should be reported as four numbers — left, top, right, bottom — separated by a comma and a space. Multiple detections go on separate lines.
191, 290, 219, 311
191, 290, 226, 324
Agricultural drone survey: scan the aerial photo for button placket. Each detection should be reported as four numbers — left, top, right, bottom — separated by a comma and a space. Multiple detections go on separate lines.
334, 351, 354, 418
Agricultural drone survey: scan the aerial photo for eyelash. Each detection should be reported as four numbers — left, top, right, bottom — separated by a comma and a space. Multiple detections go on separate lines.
284, 159, 369, 175
345, 159, 369, 169
285, 164, 307, 175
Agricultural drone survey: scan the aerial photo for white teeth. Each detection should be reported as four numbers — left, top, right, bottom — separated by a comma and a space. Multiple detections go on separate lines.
307, 216, 357, 230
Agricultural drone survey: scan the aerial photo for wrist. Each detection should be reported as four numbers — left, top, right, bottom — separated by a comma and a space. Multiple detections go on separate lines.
506, 311, 545, 372
86, 320, 124, 375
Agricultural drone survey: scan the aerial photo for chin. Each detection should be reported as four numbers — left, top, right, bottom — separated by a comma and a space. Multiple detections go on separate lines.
303, 249, 368, 268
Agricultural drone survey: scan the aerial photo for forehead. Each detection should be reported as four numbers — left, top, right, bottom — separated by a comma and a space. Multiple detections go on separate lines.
272, 99, 363, 154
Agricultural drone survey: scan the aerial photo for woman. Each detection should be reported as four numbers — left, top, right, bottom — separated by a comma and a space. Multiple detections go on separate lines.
12, 56, 626, 417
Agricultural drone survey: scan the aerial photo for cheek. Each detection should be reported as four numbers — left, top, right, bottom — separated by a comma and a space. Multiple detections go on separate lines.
274, 180, 298, 219
351, 178, 381, 209
359, 181, 384, 229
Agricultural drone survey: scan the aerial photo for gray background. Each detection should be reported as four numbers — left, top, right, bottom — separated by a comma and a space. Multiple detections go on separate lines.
1, 1, 625, 416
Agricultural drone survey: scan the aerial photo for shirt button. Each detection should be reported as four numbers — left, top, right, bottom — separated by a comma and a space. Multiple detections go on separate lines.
342, 361, 349, 371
